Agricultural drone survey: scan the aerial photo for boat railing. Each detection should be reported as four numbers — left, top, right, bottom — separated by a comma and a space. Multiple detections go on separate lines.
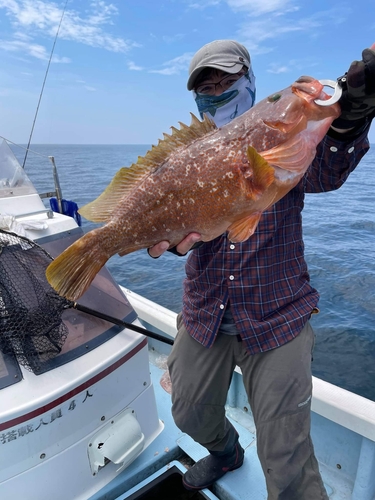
0, 138, 63, 211
0, 138, 82, 226
124, 287, 375, 442
14, 209, 55, 219
47, 155, 63, 213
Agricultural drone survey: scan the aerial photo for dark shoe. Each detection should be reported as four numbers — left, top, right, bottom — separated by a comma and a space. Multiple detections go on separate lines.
182, 442, 244, 490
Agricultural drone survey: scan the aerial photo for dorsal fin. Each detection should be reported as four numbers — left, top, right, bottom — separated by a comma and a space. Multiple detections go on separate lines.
79, 113, 217, 223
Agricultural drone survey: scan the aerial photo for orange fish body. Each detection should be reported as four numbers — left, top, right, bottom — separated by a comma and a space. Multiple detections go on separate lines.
46, 76, 340, 301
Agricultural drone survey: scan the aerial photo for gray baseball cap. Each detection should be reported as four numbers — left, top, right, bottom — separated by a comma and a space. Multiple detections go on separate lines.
187, 40, 251, 91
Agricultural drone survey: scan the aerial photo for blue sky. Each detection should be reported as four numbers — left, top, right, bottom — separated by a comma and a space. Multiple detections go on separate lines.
0, 0, 374, 145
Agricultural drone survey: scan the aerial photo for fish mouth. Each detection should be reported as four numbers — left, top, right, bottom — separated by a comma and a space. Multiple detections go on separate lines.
292, 76, 322, 100
291, 76, 341, 119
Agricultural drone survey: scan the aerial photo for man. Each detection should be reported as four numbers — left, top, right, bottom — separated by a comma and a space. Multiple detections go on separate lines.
149, 40, 375, 499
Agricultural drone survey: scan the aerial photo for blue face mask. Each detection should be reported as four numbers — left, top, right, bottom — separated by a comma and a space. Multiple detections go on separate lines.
193, 69, 256, 127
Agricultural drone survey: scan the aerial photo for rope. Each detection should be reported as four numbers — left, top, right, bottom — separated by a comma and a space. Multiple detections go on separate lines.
22, 0, 70, 169
0, 135, 51, 160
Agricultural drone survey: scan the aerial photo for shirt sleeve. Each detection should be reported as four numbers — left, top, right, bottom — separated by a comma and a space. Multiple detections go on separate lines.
303, 125, 371, 193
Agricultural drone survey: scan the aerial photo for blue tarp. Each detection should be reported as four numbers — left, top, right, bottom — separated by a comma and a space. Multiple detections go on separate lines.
50, 197, 82, 226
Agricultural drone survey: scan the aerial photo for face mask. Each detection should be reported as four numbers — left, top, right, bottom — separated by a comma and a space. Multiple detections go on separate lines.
193, 69, 256, 127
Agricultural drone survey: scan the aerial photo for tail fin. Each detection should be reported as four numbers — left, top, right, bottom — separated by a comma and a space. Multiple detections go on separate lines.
46, 230, 109, 301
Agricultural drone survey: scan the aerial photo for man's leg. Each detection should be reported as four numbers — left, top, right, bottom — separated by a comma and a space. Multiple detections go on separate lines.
237, 321, 328, 500
167, 315, 244, 489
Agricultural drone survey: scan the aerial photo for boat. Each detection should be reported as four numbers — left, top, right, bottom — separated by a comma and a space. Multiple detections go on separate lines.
0, 137, 374, 500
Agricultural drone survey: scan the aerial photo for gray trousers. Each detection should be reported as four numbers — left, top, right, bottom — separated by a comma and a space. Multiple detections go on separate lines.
167, 315, 328, 500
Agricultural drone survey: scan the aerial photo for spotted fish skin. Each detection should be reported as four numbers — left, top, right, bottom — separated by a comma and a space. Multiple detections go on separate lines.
46, 76, 340, 301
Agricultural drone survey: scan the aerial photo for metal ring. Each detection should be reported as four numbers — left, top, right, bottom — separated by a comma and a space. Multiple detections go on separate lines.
314, 79, 342, 106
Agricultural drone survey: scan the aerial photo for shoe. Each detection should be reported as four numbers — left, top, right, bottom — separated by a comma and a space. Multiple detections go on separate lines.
182, 442, 244, 490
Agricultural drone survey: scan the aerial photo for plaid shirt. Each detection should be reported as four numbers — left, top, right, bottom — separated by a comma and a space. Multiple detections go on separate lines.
182, 130, 370, 354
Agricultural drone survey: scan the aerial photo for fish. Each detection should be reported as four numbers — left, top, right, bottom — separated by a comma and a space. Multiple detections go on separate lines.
46, 75, 340, 301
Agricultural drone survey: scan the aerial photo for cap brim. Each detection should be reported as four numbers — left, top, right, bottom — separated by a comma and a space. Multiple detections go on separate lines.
187, 62, 245, 91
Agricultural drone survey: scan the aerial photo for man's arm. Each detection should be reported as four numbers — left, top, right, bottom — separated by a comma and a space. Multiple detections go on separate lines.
303, 43, 375, 192
330, 42, 375, 135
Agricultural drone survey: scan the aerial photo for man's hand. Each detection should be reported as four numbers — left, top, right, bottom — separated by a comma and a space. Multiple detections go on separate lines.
332, 42, 375, 131
147, 232, 202, 258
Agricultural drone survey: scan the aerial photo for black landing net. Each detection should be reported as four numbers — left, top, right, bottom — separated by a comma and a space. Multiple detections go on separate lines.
0, 230, 70, 373
0, 229, 174, 375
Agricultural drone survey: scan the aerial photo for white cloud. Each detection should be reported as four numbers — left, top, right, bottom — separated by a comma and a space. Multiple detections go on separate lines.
149, 52, 193, 75
236, 6, 351, 55
226, 0, 294, 15
128, 61, 143, 71
187, 1, 351, 56
86, 0, 118, 26
187, 1, 220, 10
0, 39, 70, 62
267, 64, 289, 74
162, 33, 185, 43
13, 30, 32, 41
188, 0, 294, 15
0, 0, 137, 60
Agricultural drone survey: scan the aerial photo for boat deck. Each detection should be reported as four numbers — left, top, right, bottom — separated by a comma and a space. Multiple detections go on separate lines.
89, 352, 354, 500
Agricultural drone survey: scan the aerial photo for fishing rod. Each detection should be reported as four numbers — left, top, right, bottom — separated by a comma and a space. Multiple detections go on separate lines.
22, 0, 69, 169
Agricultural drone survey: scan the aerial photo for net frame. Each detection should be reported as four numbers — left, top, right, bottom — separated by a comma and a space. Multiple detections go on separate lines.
0, 229, 71, 373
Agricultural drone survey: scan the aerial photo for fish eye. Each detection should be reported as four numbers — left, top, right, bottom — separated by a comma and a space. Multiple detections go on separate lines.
267, 93, 281, 103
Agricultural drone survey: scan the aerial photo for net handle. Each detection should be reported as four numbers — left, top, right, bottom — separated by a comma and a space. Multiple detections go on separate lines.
0, 229, 174, 346
71, 302, 174, 346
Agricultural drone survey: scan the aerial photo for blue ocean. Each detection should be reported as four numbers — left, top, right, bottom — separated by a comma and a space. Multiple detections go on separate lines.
12, 143, 375, 402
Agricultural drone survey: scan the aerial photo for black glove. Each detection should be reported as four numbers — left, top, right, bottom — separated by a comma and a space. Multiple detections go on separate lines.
332, 45, 375, 130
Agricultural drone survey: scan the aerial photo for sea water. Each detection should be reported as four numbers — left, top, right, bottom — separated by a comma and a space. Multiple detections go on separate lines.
11, 143, 375, 401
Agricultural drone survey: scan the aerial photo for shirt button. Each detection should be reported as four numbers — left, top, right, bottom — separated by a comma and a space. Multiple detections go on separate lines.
220, 304, 225, 309
348, 146, 354, 153
230, 244, 235, 250
330, 146, 338, 152
229, 275, 234, 280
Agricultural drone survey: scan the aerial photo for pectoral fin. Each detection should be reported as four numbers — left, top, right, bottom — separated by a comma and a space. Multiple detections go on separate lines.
263, 114, 307, 135
258, 135, 310, 173
227, 212, 262, 242
263, 119, 297, 134
246, 146, 275, 198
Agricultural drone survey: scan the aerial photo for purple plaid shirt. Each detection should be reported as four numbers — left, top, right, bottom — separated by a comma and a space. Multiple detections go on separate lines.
182, 130, 370, 354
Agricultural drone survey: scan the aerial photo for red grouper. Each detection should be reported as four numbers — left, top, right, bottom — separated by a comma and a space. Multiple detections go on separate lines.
46, 76, 340, 301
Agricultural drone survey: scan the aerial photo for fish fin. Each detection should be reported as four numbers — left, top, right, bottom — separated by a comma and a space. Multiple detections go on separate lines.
263, 119, 297, 134
258, 134, 311, 173
79, 167, 149, 222
246, 146, 275, 197
46, 229, 109, 301
263, 114, 307, 135
227, 212, 263, 242
79, 113, 217, 223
